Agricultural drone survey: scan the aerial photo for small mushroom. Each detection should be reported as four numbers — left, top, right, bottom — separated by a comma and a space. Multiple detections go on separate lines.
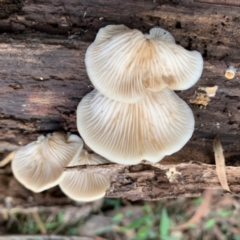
77, 89, 194, 165
225, 66, 236, 79
59, 149, 110, 202
85, 25, 203, 103
12, 132, 83, 192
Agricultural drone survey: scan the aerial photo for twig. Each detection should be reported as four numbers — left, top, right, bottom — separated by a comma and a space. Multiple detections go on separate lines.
213, 225, 224, 240
0, 151, 15, 167
31, 208, 47, 234
172, 189, 213, 230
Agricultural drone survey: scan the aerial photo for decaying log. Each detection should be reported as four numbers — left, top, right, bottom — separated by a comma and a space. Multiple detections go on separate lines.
0, 0, 240, 206
65, 161, 240, 201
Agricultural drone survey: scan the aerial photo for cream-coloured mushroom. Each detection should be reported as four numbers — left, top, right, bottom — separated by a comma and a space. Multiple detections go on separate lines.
77, 89, 194, 165
59, 149, 110, 202
12, 132, 83, 192
146, 27, 175, 43
85, 25, 203, 103
225, 66, 236, 79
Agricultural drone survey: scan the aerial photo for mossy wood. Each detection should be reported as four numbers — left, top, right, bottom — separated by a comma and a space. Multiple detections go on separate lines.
0, 0, 240, 206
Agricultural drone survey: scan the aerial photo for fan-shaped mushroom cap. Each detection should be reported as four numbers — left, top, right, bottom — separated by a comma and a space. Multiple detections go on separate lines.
12, 132, 83, 192
85, 25, 203, 103
77, 89, 194, 165
59, 149, 110, 202
145, 27, 175, 43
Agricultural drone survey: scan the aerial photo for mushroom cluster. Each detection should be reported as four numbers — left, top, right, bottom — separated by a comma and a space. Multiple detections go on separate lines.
4, 25, 203, 202
11, 132, 110, 201
77, 25, 203, 165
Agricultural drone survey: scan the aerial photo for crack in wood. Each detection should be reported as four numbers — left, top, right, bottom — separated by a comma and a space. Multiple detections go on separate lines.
195, 0, 240, 7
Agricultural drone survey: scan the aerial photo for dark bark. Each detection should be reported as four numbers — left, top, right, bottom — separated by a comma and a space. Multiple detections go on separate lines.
0, 0, 240, 206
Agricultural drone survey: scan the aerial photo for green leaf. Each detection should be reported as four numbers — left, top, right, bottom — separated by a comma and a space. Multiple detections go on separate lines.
145, 216, 154, 227
188, 223, 196, 229
144, 204, 153, 215
104, 198, 121, 209
205, 219, 215, 229
44, 222, 59, 229
113, 213, 123, 223
124, 215, 149, 230
137, 225, 149, 240
217, 210, 233, 217
160, 208, 171, 238
233, 236, 240, 240
126, 209, 133, 217
113, 198, 122, 209
193, 197, 203, 206
57, 212, 64, 223
94, 225, 114, 234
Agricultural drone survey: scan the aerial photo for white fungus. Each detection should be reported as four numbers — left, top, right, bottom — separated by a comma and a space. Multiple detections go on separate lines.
85, 25, 203, 103
12, 132, 83, 192
77, 89, 194, 165
59, 149, 110, 202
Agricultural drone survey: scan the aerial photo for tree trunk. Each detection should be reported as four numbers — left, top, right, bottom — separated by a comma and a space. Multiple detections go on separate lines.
0, 0, 240, 206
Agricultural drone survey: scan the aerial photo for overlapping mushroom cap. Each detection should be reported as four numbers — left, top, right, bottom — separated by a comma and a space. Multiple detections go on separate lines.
77, 89, 194, 165
12, 132, 83, 192
59, 149, 110, 202
86, 25, 203, 103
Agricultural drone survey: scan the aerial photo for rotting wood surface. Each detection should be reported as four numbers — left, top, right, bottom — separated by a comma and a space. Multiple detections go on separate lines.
0, 0, 240, 206
65, 162, 240, 201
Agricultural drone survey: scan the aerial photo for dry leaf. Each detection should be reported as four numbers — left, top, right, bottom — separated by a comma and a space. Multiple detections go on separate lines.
31, 210, 47, 234
213, 135, 231, 192
172, 189, 213, 230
